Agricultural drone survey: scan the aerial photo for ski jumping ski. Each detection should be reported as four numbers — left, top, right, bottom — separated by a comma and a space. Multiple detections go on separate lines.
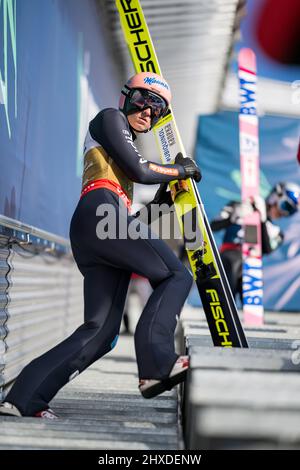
116, 0, 248, 347
238, 48, 264, 325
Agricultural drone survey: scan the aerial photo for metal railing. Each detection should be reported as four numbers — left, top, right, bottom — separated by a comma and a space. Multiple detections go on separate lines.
0, 215, 83, 399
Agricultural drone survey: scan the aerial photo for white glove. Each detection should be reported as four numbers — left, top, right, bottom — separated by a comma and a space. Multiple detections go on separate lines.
266, 221, 282, 250
229, 201, 253, 225
252, 195, 267, 222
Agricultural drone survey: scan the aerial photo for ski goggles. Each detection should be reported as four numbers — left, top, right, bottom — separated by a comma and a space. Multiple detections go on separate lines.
278, 198, 298, 216
278, 189, 299, 216
125, 89, 168, 126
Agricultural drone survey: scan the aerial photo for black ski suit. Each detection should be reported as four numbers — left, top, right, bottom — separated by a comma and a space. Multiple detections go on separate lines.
5, 109, 193, 416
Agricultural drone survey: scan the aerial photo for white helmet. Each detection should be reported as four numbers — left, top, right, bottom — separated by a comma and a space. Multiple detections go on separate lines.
266, 182, 300, 216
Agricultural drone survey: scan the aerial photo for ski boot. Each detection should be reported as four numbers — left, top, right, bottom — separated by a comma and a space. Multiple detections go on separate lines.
0, 401, 58, 419
139, 355, 189, 399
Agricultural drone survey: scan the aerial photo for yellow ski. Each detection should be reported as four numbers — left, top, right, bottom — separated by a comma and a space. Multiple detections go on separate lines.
116, 0, 248, 348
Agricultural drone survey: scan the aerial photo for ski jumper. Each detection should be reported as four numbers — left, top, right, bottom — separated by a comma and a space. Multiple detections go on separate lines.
211, 200, 283, 301
5, 108, 192, 416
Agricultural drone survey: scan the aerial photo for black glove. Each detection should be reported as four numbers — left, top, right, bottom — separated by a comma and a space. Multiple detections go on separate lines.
133, 183, 173, 224
175, 152, 202, 183
151, 182, 173, 207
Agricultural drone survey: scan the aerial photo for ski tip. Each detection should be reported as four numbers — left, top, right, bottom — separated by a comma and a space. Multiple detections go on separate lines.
238, 48, 256, 73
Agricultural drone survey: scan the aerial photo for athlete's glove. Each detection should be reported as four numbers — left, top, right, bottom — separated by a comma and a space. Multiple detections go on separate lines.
251, 195, 267, 222
133, 183, 173, 223
229, 197, 267, 225
150, 183, 173, 207
175, 152, 202, 183
229, 202, 253, 225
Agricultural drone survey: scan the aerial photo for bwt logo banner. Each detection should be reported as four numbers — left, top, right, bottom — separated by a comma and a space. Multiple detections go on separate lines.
239, 74, 257, 115
0, 0, 17, 139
